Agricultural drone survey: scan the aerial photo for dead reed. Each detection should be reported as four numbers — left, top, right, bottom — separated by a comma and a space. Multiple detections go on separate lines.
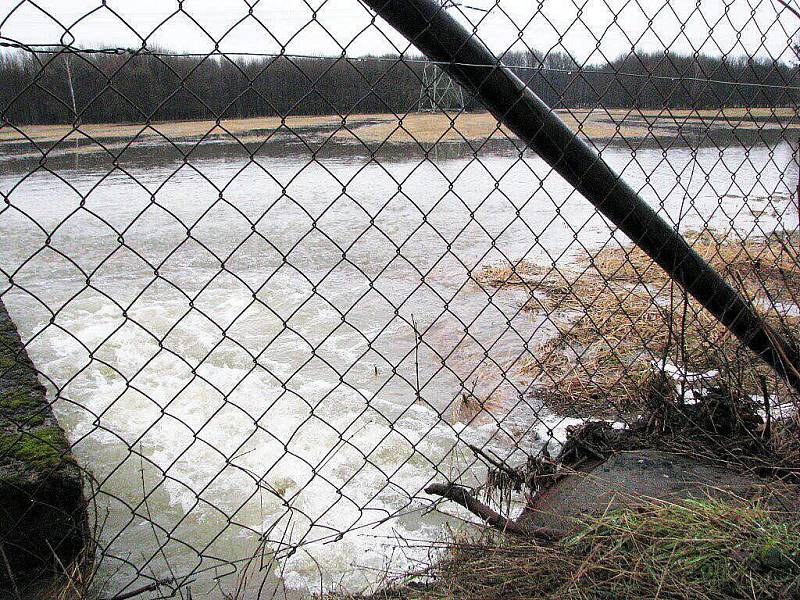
475, 228, 800, 419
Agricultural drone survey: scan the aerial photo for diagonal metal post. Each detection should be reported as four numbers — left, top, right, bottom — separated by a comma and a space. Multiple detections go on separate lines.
363, 0, 800, 391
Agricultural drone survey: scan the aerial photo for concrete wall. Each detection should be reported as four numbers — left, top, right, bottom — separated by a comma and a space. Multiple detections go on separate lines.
0, 298, 88, 588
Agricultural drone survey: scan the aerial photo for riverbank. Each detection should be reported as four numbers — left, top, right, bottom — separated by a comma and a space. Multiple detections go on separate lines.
475, 227, 800, 419
340, 382, 800, 600
1, 107, 796, 148
376, 227, 800, 599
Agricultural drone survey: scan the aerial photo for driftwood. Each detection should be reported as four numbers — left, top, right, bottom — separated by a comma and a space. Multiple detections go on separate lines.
425, 483, 562, 541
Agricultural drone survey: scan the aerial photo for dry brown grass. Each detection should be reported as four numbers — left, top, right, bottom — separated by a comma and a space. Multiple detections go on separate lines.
475, 229, 800, 417
0, 110, 634, 146
0, 114, 344, 144
634, 106, 797, 119
9, 524, 98, 600
333, 107, 800, 144
4, 107, 794, 150
333, 110, 658, 144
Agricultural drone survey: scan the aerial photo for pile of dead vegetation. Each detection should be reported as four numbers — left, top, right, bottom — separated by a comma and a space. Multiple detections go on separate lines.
544, 371, 800, 489
474, 228, 800, 419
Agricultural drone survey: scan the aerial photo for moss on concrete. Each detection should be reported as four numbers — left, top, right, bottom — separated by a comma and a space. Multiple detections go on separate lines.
0, 326, 18, 347
1, 387, 40, 412
0, 351, 14, 370
0, 387, 46, 427
0, 324, 25, 369
0, 427, 70, 470
0, 298, 88, 583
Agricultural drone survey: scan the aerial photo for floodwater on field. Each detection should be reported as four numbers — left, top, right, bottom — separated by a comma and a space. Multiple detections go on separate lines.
0, 129, 797, 597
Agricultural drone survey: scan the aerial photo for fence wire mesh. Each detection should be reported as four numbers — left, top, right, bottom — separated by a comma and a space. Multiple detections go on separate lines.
0, 0, 799, 598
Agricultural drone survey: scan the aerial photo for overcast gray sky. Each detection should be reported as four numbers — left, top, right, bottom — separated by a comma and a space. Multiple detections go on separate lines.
1, 0, 798, 63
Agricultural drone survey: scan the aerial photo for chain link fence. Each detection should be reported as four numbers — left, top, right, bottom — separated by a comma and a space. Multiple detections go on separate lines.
0, 0, 799, 597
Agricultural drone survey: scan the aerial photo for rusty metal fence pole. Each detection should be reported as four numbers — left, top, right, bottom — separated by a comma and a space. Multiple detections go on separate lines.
363, 0, 800, 391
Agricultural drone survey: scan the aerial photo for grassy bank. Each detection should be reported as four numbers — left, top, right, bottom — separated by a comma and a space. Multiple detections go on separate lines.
363, 492, 800, 600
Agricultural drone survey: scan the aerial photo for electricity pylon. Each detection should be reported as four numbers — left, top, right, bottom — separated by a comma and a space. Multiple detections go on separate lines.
418, 62, 465, 112
417, 0, 486, 112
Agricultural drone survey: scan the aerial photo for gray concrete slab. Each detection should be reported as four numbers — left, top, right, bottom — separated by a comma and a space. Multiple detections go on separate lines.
519, 450, 766, 534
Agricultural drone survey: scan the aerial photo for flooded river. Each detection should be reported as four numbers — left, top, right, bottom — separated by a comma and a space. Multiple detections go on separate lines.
0, 128, 796, 596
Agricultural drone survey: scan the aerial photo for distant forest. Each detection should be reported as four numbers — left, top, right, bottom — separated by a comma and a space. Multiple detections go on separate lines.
0, 48, 796, 125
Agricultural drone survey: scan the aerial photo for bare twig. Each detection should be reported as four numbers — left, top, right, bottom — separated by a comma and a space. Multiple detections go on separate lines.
0, 544, 21, 600
467, 443, 523, 485
411, 314, 421, 403
101, 578, 177, 600
425, 482, 562, 541
759, 374, 772, 440
46, 538, 82, 599
138, 451, 182, 597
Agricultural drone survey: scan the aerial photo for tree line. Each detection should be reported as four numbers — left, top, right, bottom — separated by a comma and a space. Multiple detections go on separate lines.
0, 47, 795, 125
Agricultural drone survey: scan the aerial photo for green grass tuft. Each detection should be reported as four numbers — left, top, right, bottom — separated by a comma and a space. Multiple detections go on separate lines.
562, 497, 800, 598
371, 494, 800, 600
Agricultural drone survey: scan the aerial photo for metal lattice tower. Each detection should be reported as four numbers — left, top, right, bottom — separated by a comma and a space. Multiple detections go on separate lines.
418, 59, 465, 112
418, 0, 484, 112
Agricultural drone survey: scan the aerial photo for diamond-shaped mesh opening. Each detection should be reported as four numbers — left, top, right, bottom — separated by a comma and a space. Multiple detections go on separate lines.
0, 0, 799, 597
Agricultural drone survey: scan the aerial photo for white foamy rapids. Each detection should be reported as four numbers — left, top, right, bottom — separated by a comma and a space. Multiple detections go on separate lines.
5, 281, 532, 595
